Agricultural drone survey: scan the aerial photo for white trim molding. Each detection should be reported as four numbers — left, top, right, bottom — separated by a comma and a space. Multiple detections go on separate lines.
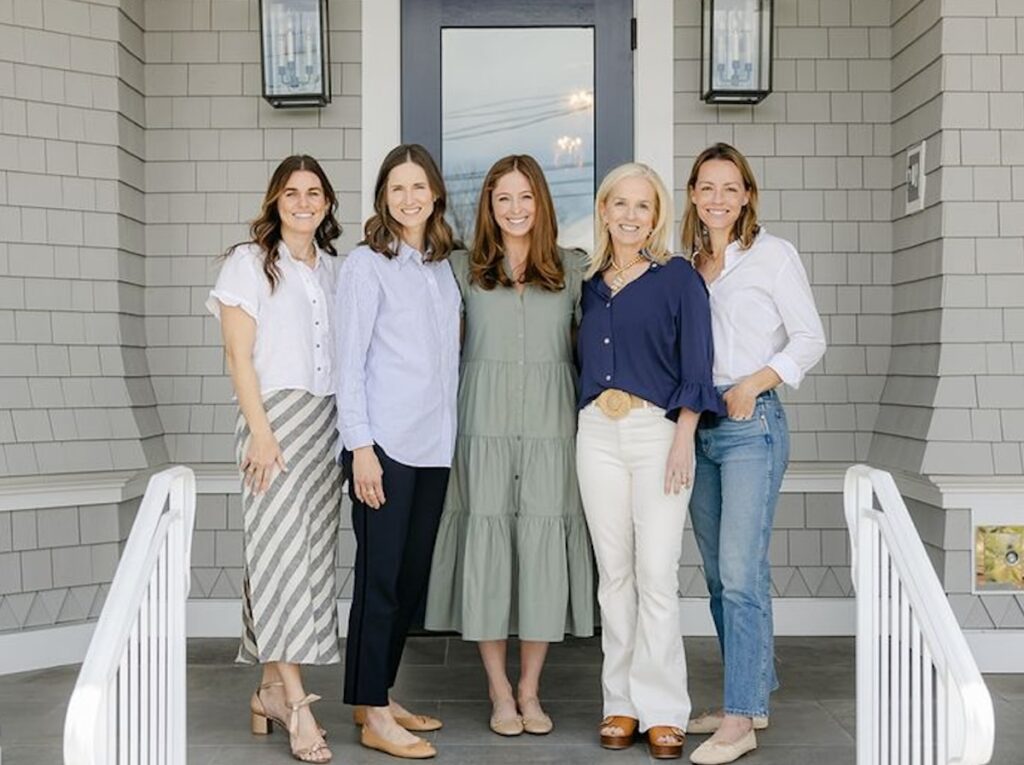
360, 0, 401, 223
6, 601, 1023, 674
634, 0, 674, 190
0, 462, 849, 512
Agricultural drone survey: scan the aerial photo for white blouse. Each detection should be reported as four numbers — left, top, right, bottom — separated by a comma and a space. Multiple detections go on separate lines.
206, 241, 339, 397
706, 229, 826, 389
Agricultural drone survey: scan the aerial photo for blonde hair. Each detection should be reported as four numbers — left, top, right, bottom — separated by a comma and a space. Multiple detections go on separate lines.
680, 143, 760, 265
587, 162, 673, 280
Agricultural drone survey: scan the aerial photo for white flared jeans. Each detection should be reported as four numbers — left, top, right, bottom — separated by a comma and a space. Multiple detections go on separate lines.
576, 402, 691, 731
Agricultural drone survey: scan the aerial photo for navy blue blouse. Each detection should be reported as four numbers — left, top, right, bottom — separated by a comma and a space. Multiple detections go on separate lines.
577, 256, 724, 421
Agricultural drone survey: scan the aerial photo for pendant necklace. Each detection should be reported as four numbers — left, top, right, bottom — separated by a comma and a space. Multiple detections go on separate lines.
607, 252, 646, 295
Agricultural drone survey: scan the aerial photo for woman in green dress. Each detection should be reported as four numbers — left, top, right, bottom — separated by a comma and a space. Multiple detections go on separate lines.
425, 154, 594, 737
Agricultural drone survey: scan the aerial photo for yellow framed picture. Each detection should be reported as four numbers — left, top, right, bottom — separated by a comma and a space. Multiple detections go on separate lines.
974, 525, 1024, 593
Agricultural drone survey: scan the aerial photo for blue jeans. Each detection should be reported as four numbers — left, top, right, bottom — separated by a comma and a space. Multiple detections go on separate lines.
689, 389, 789, 718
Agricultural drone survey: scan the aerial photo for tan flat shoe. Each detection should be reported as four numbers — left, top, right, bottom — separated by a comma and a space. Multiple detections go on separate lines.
250, 682, 328, 738
352, 705, 443, 732
687, 710, 768, 735
360, 725, 436, 759
518, 697, 553, 735
689, 730, 757, 764
489, 711, 525, 736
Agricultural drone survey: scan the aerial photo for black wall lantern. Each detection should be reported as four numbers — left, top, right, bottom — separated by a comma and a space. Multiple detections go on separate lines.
259, 0, 331, 108
701, 0, 773, 104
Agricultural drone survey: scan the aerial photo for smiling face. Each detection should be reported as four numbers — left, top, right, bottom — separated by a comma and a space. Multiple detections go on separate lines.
490, 170, 536, 243
276, 170, 327, 239
600, 175, 657, 254
690, 158, 750, 238
386, 160, 436, 241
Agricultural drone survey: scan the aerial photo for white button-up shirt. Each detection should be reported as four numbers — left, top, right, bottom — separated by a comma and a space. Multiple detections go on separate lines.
207, 241, 338, 396
334, 242, 461, 468
706, 230, 826, 389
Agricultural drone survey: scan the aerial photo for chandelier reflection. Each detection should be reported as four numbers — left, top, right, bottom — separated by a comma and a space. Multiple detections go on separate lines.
568, 89, 594, 111
554, 135, 585, 168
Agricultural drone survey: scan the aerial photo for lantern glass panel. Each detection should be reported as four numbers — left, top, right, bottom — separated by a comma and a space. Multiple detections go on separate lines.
702, 0, 772, 103
262, 0, 326, 100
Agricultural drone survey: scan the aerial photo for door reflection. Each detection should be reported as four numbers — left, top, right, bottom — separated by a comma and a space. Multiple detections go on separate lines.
442, 28, 595, 250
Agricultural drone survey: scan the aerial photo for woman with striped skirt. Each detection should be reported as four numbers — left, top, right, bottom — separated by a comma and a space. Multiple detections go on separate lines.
207, 155, 343, 763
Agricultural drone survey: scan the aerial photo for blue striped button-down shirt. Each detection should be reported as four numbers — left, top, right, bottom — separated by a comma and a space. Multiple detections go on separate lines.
334, 242, 461, 467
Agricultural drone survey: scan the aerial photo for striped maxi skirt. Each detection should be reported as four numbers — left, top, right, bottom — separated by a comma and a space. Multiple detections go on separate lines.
235, 389, 343, 665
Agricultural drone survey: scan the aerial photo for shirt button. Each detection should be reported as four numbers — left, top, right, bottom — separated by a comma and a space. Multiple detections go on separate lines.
603, 337, 610, 344
315, 321, 320, 326
605, 374, 611, 381
605, 302, 610, 308
514, 474, 519, 480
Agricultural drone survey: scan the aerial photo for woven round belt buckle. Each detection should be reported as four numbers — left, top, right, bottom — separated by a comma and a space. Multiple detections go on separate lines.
596, 389, 631, 420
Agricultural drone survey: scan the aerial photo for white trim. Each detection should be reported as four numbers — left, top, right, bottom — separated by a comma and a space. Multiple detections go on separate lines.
634, 0, 674, 190
7, 603, 1023, 674
361, 0, 401, 223
965, 630, 1024, 673
0, 622, 95, 675
681, 596, 854, 636
0, 463, 850, 512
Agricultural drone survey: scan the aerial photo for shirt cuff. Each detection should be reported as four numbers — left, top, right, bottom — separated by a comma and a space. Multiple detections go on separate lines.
768, 352, 804, 389
340, 424, 374, 452
207, 290, 258, 322
665, 380, 726, 419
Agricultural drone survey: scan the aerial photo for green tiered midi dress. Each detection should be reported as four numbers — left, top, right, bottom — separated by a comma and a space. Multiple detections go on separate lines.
425, 248, 595, 641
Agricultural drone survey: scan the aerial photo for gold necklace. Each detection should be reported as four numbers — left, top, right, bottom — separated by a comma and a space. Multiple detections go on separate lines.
607, 253, 646, 294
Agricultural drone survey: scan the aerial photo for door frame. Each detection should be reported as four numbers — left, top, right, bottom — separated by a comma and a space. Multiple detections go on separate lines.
360, 0, 674, 225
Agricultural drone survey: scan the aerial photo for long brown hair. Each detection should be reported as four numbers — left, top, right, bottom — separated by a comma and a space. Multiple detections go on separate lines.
469, 155, 564, 291
225, 154, 341, 291
363, 144, 454, 262
680, 143, 760, 265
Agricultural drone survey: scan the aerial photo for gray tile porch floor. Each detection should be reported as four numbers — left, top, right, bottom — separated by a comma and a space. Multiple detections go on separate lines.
2, 635, 1023, 764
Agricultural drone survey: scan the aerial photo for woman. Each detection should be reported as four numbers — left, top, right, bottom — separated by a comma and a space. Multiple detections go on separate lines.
334, 143, 461, 760
683, 143, 826, 765
207, 154, 342, 763
425, 155, 594, 737
576, 163, 723, 760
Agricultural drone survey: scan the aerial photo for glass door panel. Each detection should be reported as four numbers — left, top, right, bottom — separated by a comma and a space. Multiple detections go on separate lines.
441, 28, 595, 250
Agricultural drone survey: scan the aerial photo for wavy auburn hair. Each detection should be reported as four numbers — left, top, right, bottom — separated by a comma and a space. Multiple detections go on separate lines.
586, 162, 673, 280
469, 155, 564, 291
363, 144, 454, 262
680, 142, 760, 265
225, 154, 341, 291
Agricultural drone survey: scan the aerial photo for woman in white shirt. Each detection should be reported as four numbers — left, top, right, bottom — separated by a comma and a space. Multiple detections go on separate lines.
207, 154, 343, 763
334, 144, 461, 760
682, 144, 826, 765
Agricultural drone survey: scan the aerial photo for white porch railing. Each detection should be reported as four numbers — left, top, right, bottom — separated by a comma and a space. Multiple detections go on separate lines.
64, 466, 196, 765
844, 465, 995, 765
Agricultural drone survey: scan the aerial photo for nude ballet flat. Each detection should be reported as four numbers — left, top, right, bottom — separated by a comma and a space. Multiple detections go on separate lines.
687, 710, 768, 735
360, 725, 437, 759
352, 705, 443, 732
689, 730, 757, 765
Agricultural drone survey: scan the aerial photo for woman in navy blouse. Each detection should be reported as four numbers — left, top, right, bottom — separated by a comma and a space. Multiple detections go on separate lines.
576, 163, 723, 760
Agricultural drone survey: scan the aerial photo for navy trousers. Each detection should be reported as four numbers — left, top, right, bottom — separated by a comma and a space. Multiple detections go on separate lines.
342, 446, 449, 706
